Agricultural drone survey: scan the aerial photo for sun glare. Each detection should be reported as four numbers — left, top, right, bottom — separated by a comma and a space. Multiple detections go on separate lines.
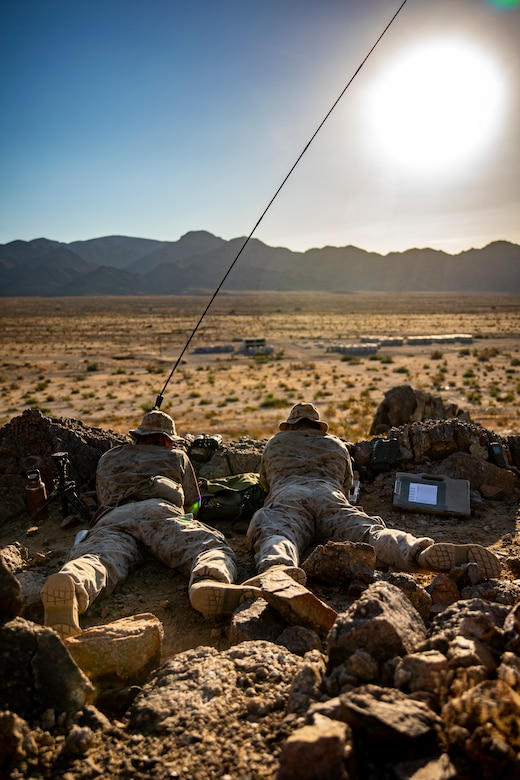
363, 38, 507, 177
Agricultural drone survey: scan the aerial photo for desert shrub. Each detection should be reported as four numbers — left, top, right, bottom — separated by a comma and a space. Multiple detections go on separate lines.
473, 347, 499, 362
259, 394, 291, 409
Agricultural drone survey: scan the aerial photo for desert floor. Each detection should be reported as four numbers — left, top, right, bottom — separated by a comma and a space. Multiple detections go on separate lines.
1, 291, 519, 441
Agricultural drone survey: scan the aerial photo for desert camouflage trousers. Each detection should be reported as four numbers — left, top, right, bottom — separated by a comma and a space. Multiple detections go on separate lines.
60, 498, 238, 613
247, 477, 434, 574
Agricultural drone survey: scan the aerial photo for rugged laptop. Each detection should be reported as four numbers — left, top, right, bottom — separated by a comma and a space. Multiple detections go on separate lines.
393, 472, 471, 517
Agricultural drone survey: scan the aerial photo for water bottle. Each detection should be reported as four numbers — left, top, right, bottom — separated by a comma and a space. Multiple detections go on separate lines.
25, 469, 49, 520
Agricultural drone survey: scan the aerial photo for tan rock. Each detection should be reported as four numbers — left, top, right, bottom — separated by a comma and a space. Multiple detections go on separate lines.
276, 713, 351, 780
65, 612, 164, 688
253, 569, 337, 637
302, 540, 376, 584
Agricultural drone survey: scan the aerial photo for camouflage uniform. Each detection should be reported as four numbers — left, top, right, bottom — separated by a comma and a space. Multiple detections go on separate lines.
60, 442, 238, 614
247, 428, 434, 573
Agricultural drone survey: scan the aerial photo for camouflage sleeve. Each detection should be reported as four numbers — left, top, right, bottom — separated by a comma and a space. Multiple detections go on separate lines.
181, 454, 201, 515
259, 457, 269, 492
342, 446, 355, 494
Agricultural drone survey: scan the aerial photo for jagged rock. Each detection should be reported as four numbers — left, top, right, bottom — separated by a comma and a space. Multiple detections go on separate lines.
301, 540, 376, 584
286, 650, 327, 716
64, 613, 164, 689
379, 571, 433, 622
505, 556, 520, 577
370, 384, 471, 436
503, 602, 520, 649
0, 617, 94, 721
59, 724, 96, 757
339, 684, 444, 758
446, 635, 497, 674
423, 451, 518, 494
0, 552, 23, 619
394, 650, 452, 694
394, 418, 497, 467
427, 573, 461, 613
420, 598, 511, 654
497, 651, 520, 689
0, 710, 38, 767
449, 664, 489, 698
442, 679, 520, 775
1, 543, 52, 617
461, 579, 520, 606
277, 625, 322, 656
342, 648, 379, 683
251, 568, 338, 637
0, 543, 28, 572
327, 582, 428, 671
229, 597, 288, 644
275, 713, 351, 780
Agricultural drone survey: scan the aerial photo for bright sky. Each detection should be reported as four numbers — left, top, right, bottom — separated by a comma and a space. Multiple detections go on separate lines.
1, 0, 519, 255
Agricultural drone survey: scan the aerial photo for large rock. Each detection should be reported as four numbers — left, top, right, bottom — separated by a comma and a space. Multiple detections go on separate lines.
250, 568, 338, 637
276, 714, 351, 780
64, 613, 164, 689
419, 598, 511, 653
370, 384, 471, 435
422, 451, 518, 494
339, 684, 444, 758
0, 617, 94, 721
327, 581, 427, 671
302, 540, 376, 585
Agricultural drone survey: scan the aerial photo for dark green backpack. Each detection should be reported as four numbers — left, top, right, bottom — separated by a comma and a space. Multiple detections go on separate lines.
197, 472, 267, 530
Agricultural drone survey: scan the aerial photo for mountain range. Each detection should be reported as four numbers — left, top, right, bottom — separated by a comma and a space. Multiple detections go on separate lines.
0, 232, 518, 296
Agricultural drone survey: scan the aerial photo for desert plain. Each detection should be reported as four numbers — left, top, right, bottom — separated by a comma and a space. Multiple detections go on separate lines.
1, 291, 519, 440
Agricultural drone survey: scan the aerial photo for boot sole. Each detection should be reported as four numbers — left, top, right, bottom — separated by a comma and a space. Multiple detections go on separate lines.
189, 581, 262, 618
41, 572, 81, 638
419, 543, 501, 579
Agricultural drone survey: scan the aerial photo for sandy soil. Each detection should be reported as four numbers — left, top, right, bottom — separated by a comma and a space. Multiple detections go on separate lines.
1, 292, 519, 442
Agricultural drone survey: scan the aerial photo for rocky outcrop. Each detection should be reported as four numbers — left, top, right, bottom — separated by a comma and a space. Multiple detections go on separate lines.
3, 582, 520, 777
370, 384, 471, 435
1, 407, 520, 777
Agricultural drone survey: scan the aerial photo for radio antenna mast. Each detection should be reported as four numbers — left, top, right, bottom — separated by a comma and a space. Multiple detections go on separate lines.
155, 0, 409, 410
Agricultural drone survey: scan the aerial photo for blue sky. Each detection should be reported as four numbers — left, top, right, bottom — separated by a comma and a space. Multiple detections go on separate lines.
1, 0, 519, 254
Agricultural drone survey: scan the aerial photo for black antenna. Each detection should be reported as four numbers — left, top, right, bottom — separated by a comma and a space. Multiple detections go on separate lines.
154, 0, 409, 410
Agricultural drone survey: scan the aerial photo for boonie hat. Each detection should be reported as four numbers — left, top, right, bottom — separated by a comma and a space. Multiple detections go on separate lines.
129, 410, 177, 441
279, 402, 328, 432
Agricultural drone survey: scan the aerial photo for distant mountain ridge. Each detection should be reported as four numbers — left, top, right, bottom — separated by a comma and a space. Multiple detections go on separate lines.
0, 231, 518, 296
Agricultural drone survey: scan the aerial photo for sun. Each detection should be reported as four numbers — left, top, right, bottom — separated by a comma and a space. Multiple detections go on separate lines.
362, 38, 507, 178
